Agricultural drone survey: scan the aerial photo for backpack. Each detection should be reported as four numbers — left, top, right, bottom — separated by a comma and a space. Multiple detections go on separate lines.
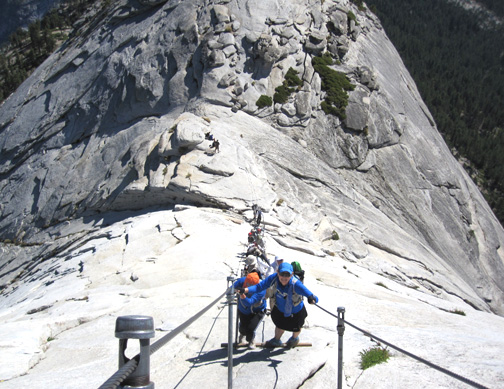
291, 261, 305, 283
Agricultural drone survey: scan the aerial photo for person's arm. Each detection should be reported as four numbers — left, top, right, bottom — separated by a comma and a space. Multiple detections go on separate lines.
239, 274, 275, 294
233, 278, 245, 292
294, 281, 319, 303
241, 289, 267, 307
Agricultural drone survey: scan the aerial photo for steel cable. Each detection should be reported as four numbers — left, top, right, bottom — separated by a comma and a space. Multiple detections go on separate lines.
315, 304, 489, 389
150, 289, 229, 355
98, 288, 230, 389
98, 358, 138, 389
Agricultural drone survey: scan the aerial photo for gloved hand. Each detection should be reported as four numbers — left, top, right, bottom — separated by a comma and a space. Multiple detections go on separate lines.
308, 295, 318, 304
237, 288, 246, 294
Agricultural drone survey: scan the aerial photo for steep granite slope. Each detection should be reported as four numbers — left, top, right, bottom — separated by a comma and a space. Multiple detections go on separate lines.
1, 0, 503, 314
0, 1, 503, 387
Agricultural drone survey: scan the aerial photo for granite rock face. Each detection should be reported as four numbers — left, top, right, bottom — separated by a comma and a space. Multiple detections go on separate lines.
0, 1, 504, 387
1, 0, 503, 313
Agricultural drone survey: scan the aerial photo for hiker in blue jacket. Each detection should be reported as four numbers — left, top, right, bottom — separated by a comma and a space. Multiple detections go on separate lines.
234, 272, 267, 349
238, 262, 318, 349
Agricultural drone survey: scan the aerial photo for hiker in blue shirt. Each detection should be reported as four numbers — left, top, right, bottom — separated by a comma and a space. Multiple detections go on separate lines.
238, 262, 318, 349
234, 272, 267, 349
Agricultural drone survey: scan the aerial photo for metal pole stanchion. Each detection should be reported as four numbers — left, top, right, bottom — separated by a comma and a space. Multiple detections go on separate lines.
337, 307, 346, 389
115, 315, 155, 389
227, 277, 236, 389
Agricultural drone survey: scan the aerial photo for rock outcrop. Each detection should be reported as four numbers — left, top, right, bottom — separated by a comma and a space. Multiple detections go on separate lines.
0, 0, 504, 387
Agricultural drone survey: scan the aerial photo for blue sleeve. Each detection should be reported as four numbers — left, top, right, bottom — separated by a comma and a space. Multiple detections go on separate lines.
233, 277, 245, 289
247, 273, 276, 294
241, 289, 267, 307
294, 281, 317, 300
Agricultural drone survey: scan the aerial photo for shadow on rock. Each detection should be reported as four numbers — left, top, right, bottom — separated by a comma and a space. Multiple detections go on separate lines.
186, 346, 286, 367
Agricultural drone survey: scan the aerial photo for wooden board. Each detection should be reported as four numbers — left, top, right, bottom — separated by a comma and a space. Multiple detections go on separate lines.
220, 342, 312, 348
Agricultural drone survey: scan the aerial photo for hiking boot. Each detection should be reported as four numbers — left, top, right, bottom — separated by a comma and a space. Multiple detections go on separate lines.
248, 341, 256, 349
265, 338, 283, 348
286, 336, 300, 349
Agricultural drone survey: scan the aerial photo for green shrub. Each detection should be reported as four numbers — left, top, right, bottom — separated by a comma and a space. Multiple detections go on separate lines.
285, 67, 303, 88
331, 230, 340, 240
360, 346, 390, 370
256, 94, 273, 108
449, 309, 466, 316
273, 67, 303, 104
312, 54, 355, 120
347, 11, 357, 24
274, 84, 291, 104
313, 52, 333, 66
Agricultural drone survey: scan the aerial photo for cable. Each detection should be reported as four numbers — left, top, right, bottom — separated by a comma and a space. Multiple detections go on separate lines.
98, 359, 137, 389
150, 289, 229, 355
98, 288, 230, 389
315, 304, 489, 389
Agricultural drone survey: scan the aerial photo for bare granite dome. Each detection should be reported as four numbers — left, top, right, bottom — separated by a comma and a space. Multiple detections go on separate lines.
0, 1, 503, 387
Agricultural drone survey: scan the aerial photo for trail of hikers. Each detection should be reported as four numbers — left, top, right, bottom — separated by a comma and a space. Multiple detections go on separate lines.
233, 205, 318, 349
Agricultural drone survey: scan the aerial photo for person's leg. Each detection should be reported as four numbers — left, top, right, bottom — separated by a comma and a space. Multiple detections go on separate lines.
274, 326, 285, 340
247, 312, 265, 341
286, 330, 301, 348
238, 311, 250, 340
286, 307, 307, 348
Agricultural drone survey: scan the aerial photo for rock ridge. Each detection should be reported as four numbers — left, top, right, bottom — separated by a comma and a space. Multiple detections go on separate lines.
0, 1, 504, 387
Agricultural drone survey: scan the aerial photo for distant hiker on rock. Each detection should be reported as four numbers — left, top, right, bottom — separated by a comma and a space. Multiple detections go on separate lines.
271, 256, 283, 273
262, 256, 282, 292
251, 204, 263, 226
253, 226, 265, 248
245, 243, 270, 278
205, 132, 214, 140
238, 262, 318, 349
246, 241, 268, 263
233, 272, 267, 349
244, 256, 260, 276
262, 256, 283, 280
255, 208, 263, 226
252, 204, 258, 221
210, 139, 220, 153
247, 227, 265, 251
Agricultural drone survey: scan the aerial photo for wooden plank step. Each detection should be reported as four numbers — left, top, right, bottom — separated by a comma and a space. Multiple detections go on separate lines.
220, 342, 312, 348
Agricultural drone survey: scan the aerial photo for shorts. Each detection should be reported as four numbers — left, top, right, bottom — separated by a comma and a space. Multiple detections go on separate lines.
271, 305, 307, 332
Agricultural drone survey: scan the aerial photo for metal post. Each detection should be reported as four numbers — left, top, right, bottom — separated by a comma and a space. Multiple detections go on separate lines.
115, 315, 155, 389
227, 277, 236, 389
337, 307, 346, 389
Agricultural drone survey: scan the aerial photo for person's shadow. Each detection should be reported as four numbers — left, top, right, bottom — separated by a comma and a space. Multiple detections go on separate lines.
181, 346, 285, 388
186, 345, 286, 367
